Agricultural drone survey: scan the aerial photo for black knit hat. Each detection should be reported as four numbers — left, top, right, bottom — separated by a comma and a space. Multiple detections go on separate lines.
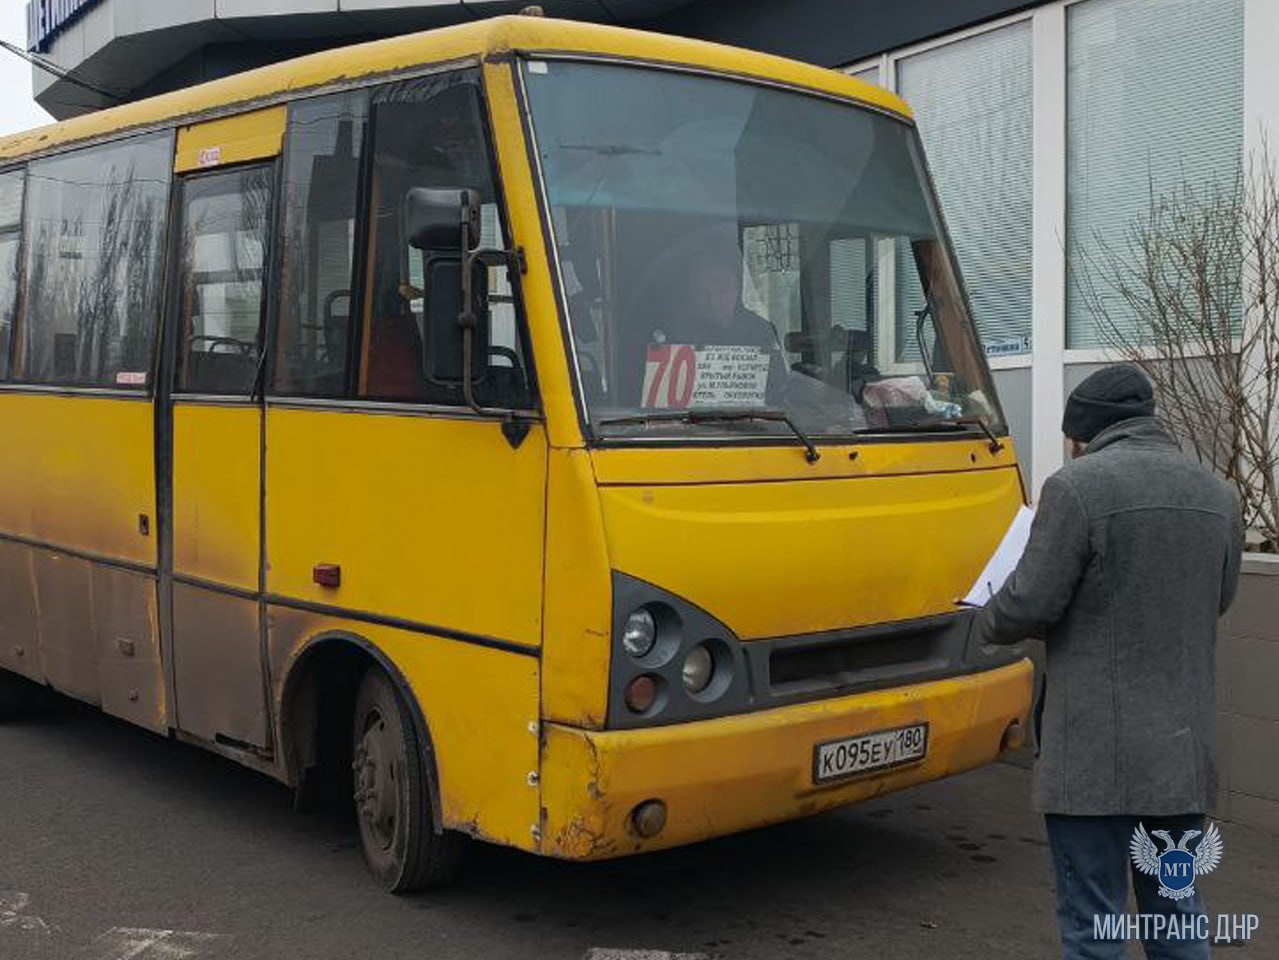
1062, 364, 1156, 443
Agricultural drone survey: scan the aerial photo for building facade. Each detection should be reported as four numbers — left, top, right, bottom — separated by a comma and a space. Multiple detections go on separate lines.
24, 0, 1276, 492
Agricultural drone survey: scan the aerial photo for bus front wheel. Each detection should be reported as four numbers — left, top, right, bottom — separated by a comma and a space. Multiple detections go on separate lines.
351, 667, 463, 892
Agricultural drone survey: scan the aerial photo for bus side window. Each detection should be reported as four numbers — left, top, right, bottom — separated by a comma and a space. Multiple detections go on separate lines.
175, 166, 273, 396
0, 169, 23, 380
359, 73, 530, 407
20, 133, 172, 389
273, 91, 368, 399
478, 203, 526, 405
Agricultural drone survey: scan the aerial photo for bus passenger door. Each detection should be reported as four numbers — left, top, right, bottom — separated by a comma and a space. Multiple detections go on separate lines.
161, 111, 282, 753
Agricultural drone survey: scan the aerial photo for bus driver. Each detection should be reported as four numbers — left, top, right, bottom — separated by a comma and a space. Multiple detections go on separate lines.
637, 242, 788, 410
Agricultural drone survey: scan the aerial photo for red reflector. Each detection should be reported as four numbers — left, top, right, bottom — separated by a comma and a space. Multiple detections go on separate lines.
312, 563, 341, 588
625, 675, 657, 713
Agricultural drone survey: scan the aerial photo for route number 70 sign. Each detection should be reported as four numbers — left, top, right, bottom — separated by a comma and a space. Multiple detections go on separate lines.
641, 343, 771, 409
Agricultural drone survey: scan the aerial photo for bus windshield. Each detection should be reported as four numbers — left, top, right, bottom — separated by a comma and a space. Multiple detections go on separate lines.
522, 59, 1006, 443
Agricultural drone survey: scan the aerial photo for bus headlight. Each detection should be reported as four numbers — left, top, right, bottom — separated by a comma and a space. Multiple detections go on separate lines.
609, 573, 746, 728
622, 608, 657, 658
682, 644, 714, 694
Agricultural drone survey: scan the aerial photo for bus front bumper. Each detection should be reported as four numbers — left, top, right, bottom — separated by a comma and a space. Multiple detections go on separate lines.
538, 657, 1033, 860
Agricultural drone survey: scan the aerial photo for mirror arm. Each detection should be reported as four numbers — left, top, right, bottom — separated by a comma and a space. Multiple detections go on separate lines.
460, 324, 481, 413
458, 318, 536, 445
457, 218, 483, 414
458, 243, 531, 423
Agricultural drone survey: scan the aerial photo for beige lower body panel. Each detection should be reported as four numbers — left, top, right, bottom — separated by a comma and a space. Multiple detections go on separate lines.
92, 564, 166, 733
0, 540, 166, 731
172, 583, 269, 749
32, 550, 99, 704
0, 540, 42, 684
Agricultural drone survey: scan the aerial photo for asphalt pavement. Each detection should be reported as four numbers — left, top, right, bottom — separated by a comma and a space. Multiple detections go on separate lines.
1, 698, 1274, 960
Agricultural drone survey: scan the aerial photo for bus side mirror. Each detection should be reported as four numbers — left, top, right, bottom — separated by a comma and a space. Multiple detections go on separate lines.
422, 256, 490, 386
406, 187, 489, 389
406, 187, 481, 252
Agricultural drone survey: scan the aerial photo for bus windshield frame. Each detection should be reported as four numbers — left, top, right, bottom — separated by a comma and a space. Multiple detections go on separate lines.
518, 56, 1008, 448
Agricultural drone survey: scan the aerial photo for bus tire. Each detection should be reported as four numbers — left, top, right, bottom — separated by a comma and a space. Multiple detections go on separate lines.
351, 667, 463, 892
0, 670, 42, 721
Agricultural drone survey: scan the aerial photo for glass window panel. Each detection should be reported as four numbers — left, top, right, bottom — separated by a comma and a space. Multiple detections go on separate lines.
742, 222, 801, 341
22, 133, 172, 388
0, 170, 23, 228
360, 72, 529, 408
523, 59, 1006, 439
829, 236, 875, 335
274, 90, 368, 398
1066, 0, 1244, 348
176, 165, 273, 395
481, 203, 519, 356
896, 21, 1033, 361
0, 235, 18, 379
0, 169, 23, 379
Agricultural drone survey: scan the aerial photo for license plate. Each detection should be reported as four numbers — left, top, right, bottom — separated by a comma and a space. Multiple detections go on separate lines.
812, 723, 929, 784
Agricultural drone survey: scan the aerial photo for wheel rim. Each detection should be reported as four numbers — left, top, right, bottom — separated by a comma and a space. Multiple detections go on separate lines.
353, 706, 399, 852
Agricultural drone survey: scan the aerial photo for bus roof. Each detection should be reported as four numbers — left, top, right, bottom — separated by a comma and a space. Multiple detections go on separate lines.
0, 15, 910, 163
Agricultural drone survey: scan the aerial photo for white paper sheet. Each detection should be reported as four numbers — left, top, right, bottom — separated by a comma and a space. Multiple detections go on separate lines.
960, 505, 1036, 607
641, 343, 770, 409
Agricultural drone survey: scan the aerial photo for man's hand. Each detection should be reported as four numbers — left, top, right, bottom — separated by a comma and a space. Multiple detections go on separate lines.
981, 474, 1091, 645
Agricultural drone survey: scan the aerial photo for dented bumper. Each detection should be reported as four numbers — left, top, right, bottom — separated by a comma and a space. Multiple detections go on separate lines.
538, 657, 1033, 859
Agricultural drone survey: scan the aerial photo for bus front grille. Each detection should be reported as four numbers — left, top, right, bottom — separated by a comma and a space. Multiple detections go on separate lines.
765, 617, 958, 700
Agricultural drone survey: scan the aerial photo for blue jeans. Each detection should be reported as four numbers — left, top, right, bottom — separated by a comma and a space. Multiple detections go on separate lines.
1044, 814, 1210, 960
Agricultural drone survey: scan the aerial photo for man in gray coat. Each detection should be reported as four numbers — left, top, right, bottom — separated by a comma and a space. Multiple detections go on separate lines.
978, 364, 1243, 960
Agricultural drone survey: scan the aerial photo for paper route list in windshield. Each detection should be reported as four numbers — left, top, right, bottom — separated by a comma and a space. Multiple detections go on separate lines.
642, 344, 771, 409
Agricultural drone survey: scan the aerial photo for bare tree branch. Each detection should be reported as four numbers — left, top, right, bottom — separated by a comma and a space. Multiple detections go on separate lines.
1073, 149, 1279, 552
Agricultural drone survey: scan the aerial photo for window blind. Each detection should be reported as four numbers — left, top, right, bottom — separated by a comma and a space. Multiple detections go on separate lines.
1065, 0, 1244, 348
895, 20, 1034, 361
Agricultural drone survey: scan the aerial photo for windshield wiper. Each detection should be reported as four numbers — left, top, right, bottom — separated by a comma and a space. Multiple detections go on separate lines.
854, 416, 1005, 454
597, 407, 822, 463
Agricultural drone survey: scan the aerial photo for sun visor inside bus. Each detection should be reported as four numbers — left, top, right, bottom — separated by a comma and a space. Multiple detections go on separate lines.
526, 61, 936, 239
369, 73, 497, 205
174, 105, 286, 173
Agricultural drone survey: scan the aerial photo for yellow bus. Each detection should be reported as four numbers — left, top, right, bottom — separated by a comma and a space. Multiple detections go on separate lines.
0, 14, 1033, 892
